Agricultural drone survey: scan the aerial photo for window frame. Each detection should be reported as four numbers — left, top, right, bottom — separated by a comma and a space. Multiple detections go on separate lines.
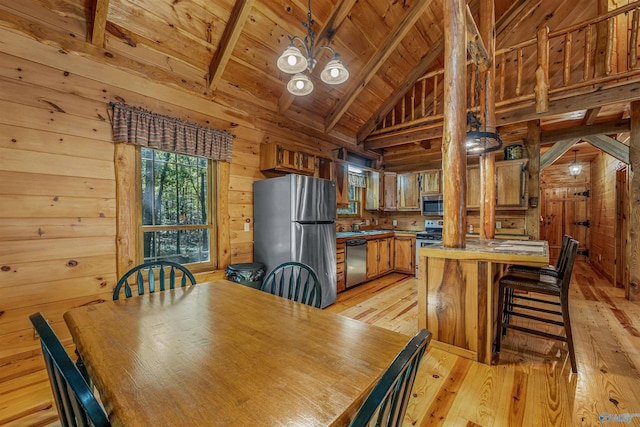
337, 184, 362, 218
136, 147, 218, 272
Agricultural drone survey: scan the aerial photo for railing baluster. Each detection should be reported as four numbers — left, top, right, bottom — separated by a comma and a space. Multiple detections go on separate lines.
411, 86, 416, 120
535, 26, 550, 113
516, 48, 523, 97
421, 79, 426, 117
606, 18, 614, 76
632, 8, 639, 70
564, 33, 572, 86
584, 24, 592, 80
432, 74, 438, 117
499, 53, 506, 101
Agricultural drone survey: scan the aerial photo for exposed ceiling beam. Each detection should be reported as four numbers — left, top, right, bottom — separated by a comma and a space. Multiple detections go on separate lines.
356, 37, 445, 143
324, 0, 433, 133
365, 121, 444, 150
540, 138, 581, 170
541, 118, 630, 143
582, 107, 601, 125
90, 0, 109, 47
583, 134, 630, 163
278, 0, 357, 115
466, 5, 490, 72
208, 0, 255, 91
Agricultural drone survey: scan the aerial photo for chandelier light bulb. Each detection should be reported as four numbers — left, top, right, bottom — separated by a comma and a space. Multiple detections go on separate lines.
330, 68, 339, 78
296, 80, 304, 89
287, 55, 297, 66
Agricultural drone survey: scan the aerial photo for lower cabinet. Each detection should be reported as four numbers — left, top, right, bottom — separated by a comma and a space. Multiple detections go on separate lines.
336, 241, 345, 293
394, 235, 415, 274
366, 237, 392, 279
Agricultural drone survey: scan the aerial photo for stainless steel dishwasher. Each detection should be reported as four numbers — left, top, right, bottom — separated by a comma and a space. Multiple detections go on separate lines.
345, 238, 367, 289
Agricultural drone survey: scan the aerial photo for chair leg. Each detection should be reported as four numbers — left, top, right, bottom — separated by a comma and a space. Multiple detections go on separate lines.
504, 288, 513, 336
561, 296, 577, 373
495, 283, 506, 354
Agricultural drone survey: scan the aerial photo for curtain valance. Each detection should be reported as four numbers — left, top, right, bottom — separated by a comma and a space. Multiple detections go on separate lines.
111, 103, 234, 162
348, 172, 366, 188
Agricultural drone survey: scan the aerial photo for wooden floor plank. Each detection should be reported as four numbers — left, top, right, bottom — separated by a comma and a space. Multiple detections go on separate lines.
330, 261, 640, 426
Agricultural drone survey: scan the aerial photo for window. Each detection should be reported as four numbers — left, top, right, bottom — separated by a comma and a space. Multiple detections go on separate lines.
140, 148, 216, 268
337, 184, 361, 217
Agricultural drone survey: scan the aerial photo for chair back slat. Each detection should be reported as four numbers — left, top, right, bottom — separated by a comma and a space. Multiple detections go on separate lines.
261, 262, 322, 308
30, 313, 110, 427
349, 329, 431, 427
560, 239, 579, 293
113, 261, 196, 300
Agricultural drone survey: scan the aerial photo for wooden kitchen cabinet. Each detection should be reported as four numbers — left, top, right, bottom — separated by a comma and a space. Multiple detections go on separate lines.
419, 170, 441, 195
335, 160, 349, 208
397, 172, 420, 211
466, 165, 481, 210
366, 237, 392, 279
394, 235, 415, 274
260, 141, 317, 175
365, 169, 381, 211
336, 241, 345, 293
383, 171, 397, 211
496, 159, 528, 209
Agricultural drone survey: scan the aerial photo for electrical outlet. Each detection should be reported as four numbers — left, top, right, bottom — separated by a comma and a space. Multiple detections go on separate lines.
365, 219, 370, 226
244, 222, 250, 232
392, 220, 398, 226
375, 220, 379, 225
496, 221, 502, 229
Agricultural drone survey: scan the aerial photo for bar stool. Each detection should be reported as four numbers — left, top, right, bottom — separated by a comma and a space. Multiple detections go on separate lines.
495, 239, 579, 373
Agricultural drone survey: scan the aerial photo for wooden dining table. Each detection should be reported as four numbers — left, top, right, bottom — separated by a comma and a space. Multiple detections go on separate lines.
64, 280, 410, 426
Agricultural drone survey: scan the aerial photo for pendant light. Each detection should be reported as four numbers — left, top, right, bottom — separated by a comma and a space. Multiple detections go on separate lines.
277, 0, 349, 96
568, 149, 582, 178
465, 56, 502, 155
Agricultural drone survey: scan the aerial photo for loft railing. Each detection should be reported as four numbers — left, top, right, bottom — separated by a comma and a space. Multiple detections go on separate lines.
370, 2, 640, 136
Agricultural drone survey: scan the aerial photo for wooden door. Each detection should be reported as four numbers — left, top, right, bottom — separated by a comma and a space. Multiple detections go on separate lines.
542, 186, 590, 262
366, 239, 379, 278
542, 195, 566, 261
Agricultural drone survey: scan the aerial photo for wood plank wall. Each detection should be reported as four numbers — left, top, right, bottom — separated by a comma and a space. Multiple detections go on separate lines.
0, 28, 339, 426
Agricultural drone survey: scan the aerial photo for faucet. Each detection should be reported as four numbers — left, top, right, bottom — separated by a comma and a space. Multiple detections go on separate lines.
351, 222, 365, 232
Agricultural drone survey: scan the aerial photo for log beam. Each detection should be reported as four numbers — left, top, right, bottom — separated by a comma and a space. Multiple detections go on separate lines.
523, 121, 541, 239
90, 0, 109, 47
540, 138, 581, 171
583, 134, 630, 164
466, 5, 491, 72
628, 100, 640, 301
541, 118, 630, 143
442, 0, 467, 248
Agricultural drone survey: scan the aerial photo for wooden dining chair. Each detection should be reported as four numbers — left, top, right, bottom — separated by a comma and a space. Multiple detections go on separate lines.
495, 238, 579, 373
113, 260, 196, 300
349, 329, 432, 427
29, 312, 110, 427
260, 261, 322, 308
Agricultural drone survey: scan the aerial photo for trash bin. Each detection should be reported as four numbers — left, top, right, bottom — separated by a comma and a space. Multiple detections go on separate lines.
225, 262, 266, 289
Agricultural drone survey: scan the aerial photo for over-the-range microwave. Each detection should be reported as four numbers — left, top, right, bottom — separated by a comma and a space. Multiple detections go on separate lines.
421, 194, 444, 216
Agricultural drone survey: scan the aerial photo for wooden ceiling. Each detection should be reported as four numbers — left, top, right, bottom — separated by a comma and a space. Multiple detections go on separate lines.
0, 0, 635, 167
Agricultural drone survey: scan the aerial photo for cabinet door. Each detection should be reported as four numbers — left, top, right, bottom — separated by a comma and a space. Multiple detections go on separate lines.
394, 236, 415, 274
336, 242, 346, 293
378, 238, 392, 274
278, 146, 299, 170
383, 172, 397, 211
397, 172, 420, 211
335, 161, 349, 208
297, 151, 316, 175
496, 160, 527, 208
466, 166, 481, 210
419, 170, 441, 195
365, 170, 381, 211
366, 239, 379, 278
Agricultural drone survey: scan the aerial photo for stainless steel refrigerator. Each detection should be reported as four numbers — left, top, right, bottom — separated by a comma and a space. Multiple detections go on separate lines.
253, 174, 336, 308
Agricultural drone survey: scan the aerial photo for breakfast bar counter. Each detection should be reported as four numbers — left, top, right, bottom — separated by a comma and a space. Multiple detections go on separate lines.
417, 239, 549, 365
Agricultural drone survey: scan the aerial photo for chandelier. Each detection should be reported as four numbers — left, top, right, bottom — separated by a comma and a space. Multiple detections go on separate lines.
568, 149, 582, 178
465, 56, 502, 155
276, 0, 349, 96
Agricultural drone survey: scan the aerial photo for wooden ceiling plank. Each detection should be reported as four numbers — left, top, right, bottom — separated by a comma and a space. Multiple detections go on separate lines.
541, 118, 630, 143
583, 134, 630, 163
208, 0, 255, 90
91, 0, 109, 47
495, 0, 543, 48
277, 0, 358, 115
356, 36, 445, 143
582, 106, 602, 125
323, 0, 434, 133
466, 4, 490, 72
540, 138, 581, 170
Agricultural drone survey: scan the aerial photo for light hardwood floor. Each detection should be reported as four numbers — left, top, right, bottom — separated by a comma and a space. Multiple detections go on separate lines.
324, 261, 640, 427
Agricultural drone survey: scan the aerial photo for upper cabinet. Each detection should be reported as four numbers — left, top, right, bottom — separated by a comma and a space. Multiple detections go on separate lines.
260, 142, 316, 175
365, 170, 381, 211
397, 172, 420, 211
467, 159, 528, 210
419, 170, 441, 195
383, 172, 397, 211
334, 160, 349, 208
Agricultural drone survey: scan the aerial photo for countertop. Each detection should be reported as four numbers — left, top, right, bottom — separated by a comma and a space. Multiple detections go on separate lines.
336, 229, 418, 241
418, 239, 549, 265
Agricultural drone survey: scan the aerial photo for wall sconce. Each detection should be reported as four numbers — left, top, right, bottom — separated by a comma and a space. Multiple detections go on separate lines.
568, 149, 582, 178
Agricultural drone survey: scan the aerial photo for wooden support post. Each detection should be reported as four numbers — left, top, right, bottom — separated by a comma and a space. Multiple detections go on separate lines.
627, 101, 640, 301
217, 161, 232, 269
523, 121, 541, 240
442, 0, 467, 248
535, 26, 549, 113
479, 0, 496, 240
115, 143, 138, 277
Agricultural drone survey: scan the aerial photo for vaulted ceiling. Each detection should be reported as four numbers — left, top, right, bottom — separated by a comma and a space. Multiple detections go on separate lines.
0, 0, 634, 166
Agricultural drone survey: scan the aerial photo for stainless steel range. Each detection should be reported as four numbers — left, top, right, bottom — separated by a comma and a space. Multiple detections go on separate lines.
415, 219, 443, 277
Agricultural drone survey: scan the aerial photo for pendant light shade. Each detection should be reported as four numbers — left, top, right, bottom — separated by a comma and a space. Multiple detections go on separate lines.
287, 73, 314, 96
568, 149, 582, 178
277, 45, 308, 74
320, 59, 349, 84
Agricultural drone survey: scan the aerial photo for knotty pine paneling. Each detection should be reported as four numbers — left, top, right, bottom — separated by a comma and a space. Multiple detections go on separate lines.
0, 29, 337, 425
590, 151, 621, 282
